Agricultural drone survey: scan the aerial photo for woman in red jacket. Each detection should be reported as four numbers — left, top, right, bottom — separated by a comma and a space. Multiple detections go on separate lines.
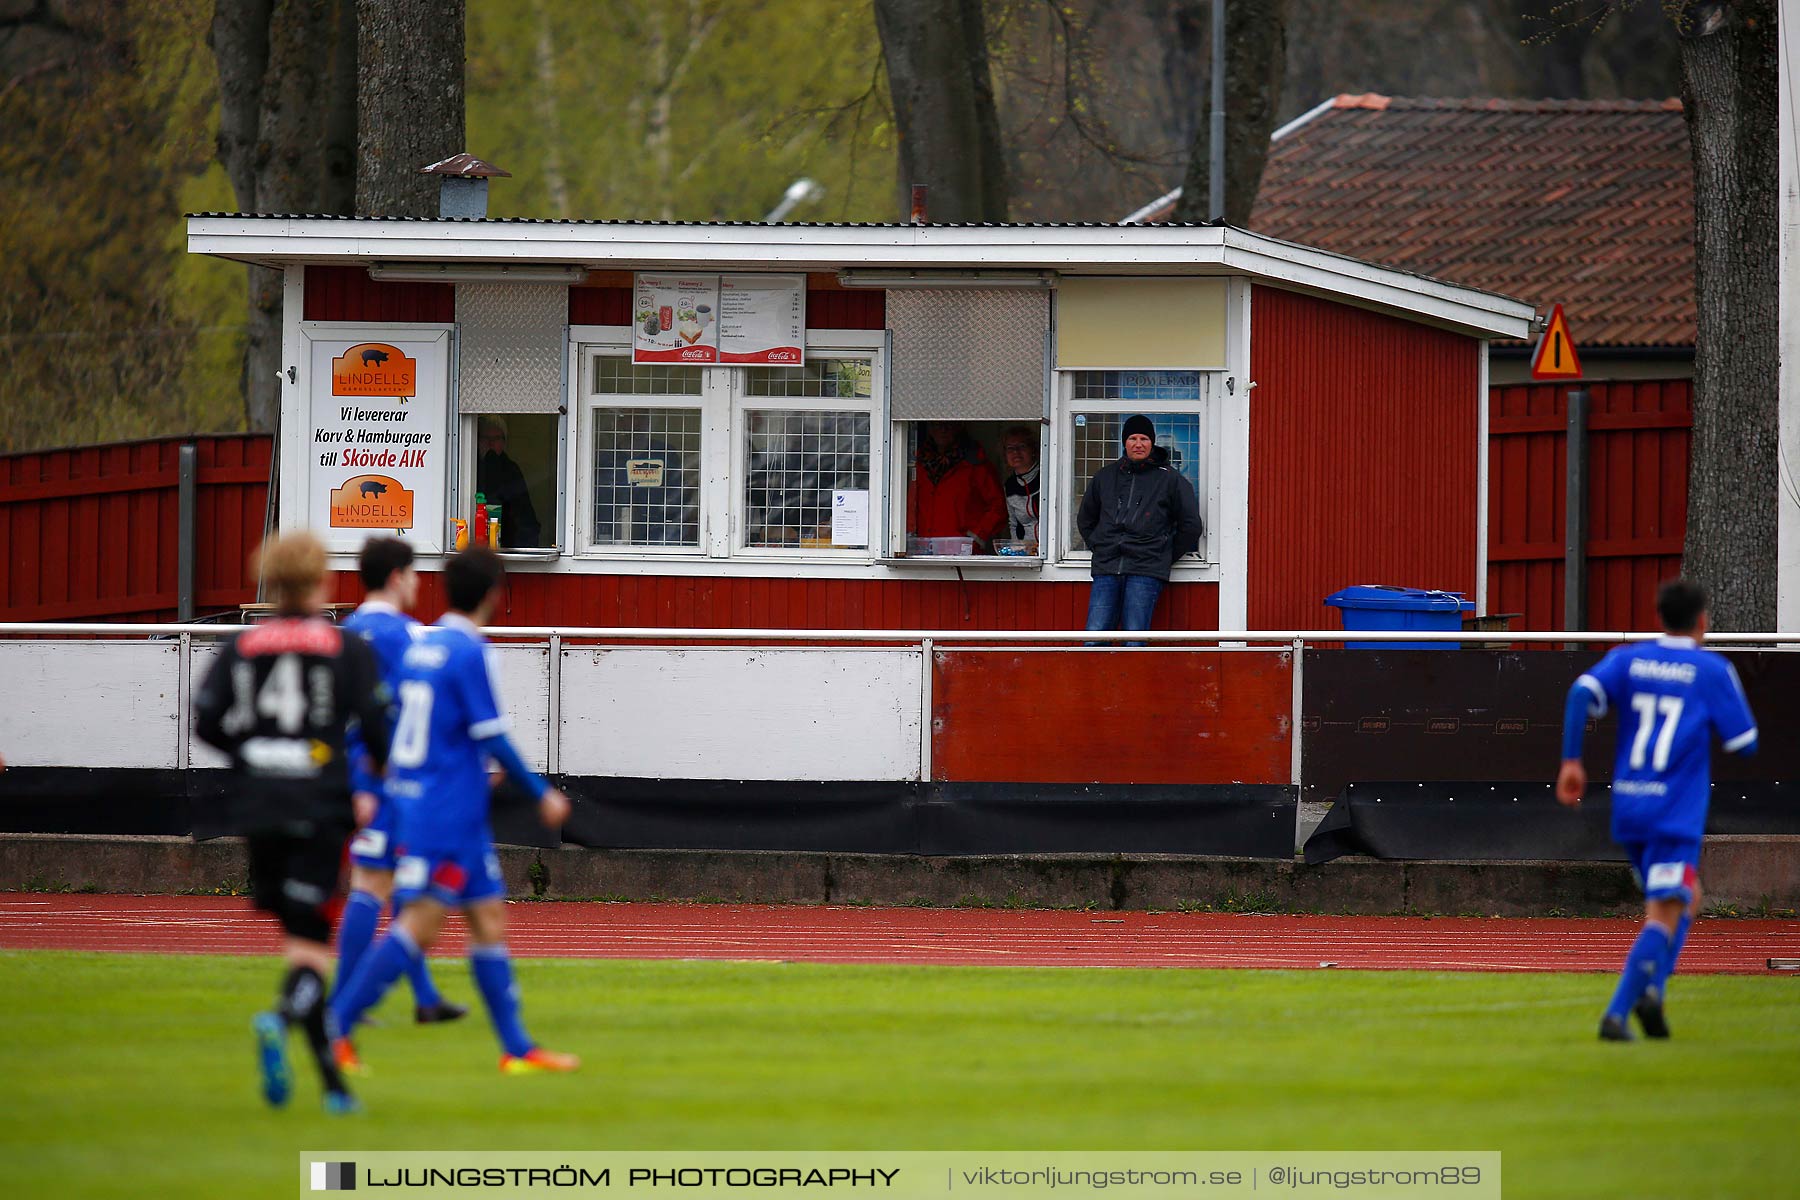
909, 422, 1007, 551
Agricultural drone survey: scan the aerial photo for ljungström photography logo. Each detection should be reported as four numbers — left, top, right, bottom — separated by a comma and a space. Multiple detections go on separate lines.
310, 1161, 355, 1191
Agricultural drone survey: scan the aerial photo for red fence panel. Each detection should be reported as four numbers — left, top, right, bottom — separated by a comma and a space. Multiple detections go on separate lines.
1, 434, 272, 622
1486, 379, 1689, 631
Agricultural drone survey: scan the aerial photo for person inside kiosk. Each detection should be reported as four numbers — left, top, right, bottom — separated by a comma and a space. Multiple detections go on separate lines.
908, 421, 1006, 554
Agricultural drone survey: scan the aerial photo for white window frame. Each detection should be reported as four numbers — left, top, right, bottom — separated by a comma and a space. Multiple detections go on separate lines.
569, 329, 886, 562
457, 410, 568, 552
732, 344, 884, 561
574, 341, 722, 559
1050, 369, 1220, 568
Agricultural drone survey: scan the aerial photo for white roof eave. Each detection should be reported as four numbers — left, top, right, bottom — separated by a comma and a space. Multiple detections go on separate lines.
185, 216, 1535, 340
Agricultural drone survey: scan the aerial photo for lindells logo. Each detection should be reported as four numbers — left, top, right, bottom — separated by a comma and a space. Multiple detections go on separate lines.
329, 474, 415, 530
331, 343, 416, 398
310, 1161, 355, 1191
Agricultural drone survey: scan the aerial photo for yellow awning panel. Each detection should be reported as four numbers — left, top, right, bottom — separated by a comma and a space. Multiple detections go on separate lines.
1055, 277, 1228, 369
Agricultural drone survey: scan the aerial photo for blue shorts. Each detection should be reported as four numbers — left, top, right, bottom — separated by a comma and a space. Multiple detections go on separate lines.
1624, 837, 1702, 904
393, 842, 507, 909
347, 798, 400, 872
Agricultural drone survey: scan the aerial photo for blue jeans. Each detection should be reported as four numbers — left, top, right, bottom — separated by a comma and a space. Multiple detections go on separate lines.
1085, 573, 1165, 646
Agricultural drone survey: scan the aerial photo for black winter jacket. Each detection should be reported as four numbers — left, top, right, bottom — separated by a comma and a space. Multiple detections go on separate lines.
1076, 447, 1203, 581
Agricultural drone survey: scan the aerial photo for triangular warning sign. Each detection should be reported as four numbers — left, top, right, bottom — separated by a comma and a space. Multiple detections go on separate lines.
1530, 304, 1582, 380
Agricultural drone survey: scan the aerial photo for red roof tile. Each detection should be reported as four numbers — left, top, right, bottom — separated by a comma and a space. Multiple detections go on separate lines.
1147, 95, 1693, 348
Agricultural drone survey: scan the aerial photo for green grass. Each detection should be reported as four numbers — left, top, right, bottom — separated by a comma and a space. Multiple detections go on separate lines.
1, 951, 1795, 1198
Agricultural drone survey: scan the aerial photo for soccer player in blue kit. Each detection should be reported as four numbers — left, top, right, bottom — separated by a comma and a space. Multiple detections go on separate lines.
1557, 580, 1758, 1041
330, 546, 578, 1075
335, 536, 466, 1029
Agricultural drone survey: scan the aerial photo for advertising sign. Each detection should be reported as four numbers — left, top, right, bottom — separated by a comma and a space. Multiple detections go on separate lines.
633, 273, 806, 366
633, 275, 720, 364
719, 274, 805, 364
306, 329, 450, 553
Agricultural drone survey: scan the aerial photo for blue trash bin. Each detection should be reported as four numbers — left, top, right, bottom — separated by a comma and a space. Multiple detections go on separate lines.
1324, 585, 1474, 649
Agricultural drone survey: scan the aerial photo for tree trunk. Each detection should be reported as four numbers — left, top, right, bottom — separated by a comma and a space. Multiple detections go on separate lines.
874, 0, 1008, 222
1677, 0, 1779, 630
356, 0, 466, 217
1171, 0, 1287, 225
213, 0, 356, 432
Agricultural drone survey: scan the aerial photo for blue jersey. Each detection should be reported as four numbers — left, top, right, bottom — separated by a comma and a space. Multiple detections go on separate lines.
340, 602, 417, 796
1573, 636, 1757, 842
386, 614, 543, 853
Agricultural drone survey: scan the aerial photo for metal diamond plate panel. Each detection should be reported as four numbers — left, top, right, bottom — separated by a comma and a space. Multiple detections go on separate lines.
888, 288, 1048, 421
456, 282, 567, 413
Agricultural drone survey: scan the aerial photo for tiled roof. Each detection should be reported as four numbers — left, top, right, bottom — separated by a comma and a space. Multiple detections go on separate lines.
1142, 95, 1694, 348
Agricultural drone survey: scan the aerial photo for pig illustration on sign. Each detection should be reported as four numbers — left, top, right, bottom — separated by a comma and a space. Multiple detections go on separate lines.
361, 348, 391, 367
359, 479, 389, 498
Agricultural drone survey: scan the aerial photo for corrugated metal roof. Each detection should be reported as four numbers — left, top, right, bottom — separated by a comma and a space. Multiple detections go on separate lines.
186, 212, 1229, 228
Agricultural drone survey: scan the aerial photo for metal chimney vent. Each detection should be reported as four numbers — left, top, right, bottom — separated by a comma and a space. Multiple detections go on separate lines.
420, 153, 512, 219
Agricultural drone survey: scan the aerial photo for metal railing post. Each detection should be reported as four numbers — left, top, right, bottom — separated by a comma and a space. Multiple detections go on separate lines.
177, 443, 197, 623
919, 637, 934, 783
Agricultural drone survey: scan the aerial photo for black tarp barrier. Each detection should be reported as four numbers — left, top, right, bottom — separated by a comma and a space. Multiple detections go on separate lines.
1304, 780, 1800, 864
0, 770, 1298, 859
1300, 649, 1800, 861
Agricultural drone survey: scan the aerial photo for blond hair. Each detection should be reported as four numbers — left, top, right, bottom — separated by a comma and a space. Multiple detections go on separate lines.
254, 531, 328, 613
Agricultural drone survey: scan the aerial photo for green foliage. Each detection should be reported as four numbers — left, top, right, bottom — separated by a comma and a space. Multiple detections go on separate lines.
466, 0, 893, 222
0, 2, 247, 454
2, 950, 1798, 1198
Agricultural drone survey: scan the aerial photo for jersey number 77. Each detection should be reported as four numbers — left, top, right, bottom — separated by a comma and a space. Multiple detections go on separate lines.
1628, 693, 1684, 772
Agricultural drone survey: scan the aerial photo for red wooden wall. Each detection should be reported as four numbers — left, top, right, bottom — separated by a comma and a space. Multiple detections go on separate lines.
1248, 286, 1481, 629
1, 435, 270, 621
327, 569, 1221, 633
1487, 379, 1690, 631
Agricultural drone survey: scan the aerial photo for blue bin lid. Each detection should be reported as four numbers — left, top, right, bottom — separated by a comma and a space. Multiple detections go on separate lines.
1324, 585, 1474, 612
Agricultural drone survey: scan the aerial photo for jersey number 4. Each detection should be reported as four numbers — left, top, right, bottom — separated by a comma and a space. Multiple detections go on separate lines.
391, 680, 435, 769
1628, 693, 1685, 772
221, 654, 318, 736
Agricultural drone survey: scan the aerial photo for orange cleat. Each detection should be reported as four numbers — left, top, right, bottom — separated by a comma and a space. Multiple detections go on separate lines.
331, 1037, 370, 1077
499, 1047, 580, 1074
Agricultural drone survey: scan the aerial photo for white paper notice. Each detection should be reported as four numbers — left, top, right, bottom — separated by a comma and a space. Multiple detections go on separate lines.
831, 490, 869, 547
633, 274, 720, 364
718, 274, 805, 365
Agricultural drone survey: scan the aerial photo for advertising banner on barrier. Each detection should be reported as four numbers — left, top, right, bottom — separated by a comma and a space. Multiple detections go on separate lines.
305, 327, 450, 553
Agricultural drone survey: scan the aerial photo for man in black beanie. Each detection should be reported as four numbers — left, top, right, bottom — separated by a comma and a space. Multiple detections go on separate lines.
1075, 414, 1203, 643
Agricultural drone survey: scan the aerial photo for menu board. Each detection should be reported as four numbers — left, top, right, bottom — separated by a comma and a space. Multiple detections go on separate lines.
718, 274, 805, 364
305, 329, 450, 554
633, 274, 805, 366
632, 275, 719, 364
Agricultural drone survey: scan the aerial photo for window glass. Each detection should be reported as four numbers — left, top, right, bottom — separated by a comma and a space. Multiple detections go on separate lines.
590, 407, 703, 547
743, 410, 872, 549
593, 358, 704, 396
474, 412, 558, 549
745, 359, 873, 399
1066, 370, 1206, 556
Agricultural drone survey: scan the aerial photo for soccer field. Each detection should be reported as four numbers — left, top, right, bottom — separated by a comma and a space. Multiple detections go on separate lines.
1, 950, 1793, 1199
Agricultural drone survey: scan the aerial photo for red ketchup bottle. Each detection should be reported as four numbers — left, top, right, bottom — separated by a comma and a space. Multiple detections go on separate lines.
472, 493, 489, 549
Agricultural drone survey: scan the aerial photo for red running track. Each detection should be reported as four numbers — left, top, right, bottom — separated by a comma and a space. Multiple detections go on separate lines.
2, 894, 1797, 973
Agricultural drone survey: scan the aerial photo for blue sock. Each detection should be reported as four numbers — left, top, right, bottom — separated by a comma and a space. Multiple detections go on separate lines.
1604, 923, 1673, 1023
1650, 912, 1693, 1000
331, 926, 420, 1036
395, 899, 444, 1008
470, 944, 533, 1058
332, 891, 382, 1002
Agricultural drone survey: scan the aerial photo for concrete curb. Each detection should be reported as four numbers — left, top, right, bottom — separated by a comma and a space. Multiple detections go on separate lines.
7, 833, 1793, 916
